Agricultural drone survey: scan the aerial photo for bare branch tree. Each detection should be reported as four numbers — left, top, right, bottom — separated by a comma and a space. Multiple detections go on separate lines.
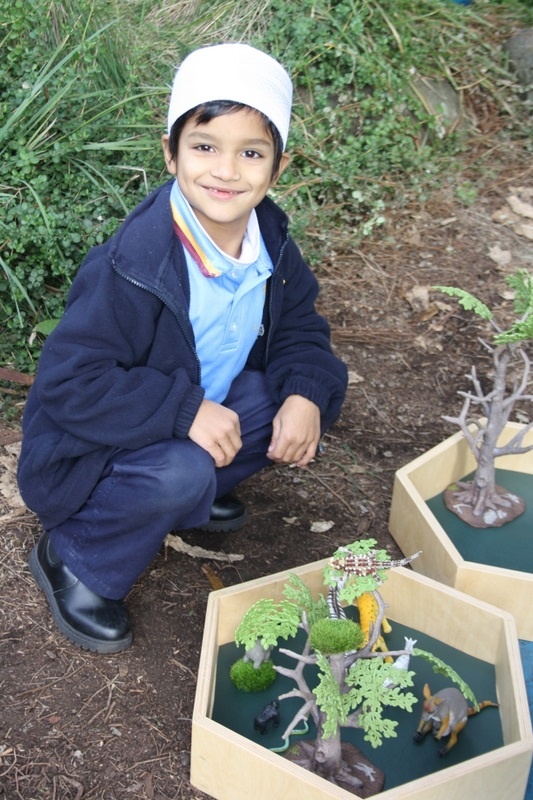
434, 273, 533, 527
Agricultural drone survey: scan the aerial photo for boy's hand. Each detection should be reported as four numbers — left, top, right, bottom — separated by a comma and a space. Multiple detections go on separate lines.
189, 399, 242, 467
267, 395, 321, 467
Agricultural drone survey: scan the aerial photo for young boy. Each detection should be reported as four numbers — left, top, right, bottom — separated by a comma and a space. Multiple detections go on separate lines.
17, 43, 348, 653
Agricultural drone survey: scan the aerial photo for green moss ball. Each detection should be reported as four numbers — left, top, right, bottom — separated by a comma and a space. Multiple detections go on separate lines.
310, 617, 364, 654
229, 659, 277, 692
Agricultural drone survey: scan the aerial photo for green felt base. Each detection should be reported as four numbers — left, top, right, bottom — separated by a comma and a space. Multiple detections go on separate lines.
521, 640, 533, 799
212, 621, 502, 793
427, 469, 533, 572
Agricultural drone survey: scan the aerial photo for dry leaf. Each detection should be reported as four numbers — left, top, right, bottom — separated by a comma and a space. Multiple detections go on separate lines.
417, 304, 440, 322
492, 207, 522, 226
348, 370, 364, 385
414, 334, 443, 352
513, 222, 533, 241
201, 564, 225, 590
405, 228, 422, 246
488, 244, 512, 269
0, 443, 25, 511
507, 195, 533, 221
500, 290, 515, 301
310, 520, 335, 533
404, 285, 430, 313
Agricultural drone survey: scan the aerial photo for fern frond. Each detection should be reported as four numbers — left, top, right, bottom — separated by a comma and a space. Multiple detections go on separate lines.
506, 269, 533, 317
314, 653, 352, 738
413, 649, 478, 708
432, 286, 492, 320
284, 572, 329, 624
345, 658, 417, 747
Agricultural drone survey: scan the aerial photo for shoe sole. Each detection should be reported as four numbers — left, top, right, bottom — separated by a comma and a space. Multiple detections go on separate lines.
198, 510, 249, 533
29, 547, 132, 654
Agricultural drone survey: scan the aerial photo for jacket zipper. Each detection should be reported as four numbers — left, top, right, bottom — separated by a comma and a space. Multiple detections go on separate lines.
264, 234, 290, 366
113, 266, 202, 386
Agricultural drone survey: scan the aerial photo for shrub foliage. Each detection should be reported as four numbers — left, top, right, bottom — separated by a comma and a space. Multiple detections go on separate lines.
1, 0, 531, 371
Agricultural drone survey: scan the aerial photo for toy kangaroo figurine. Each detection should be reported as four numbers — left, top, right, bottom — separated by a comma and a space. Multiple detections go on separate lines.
413, 683, 498, 757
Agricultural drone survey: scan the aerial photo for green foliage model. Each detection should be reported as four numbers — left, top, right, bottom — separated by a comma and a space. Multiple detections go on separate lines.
342, 656, 417, 747
235, 598, 302, 650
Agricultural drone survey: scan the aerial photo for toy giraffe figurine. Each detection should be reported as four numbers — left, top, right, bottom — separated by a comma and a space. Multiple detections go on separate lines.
355, 592, 393, 661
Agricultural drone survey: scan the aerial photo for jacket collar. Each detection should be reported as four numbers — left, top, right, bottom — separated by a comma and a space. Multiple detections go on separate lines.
111, 179, 289, 287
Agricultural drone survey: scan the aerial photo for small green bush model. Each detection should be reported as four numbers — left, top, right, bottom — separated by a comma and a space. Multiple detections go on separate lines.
229, 659, 277, 692
309, 617, 364, 655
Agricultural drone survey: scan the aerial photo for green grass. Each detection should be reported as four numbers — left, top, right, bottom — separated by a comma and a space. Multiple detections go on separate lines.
1, 0, 532, 373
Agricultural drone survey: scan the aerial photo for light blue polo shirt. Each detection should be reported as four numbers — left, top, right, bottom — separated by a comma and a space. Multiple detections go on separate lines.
170, 182, 273, 402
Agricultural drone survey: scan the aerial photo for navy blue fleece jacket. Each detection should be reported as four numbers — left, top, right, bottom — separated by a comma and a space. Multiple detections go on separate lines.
17, 180, 347, 529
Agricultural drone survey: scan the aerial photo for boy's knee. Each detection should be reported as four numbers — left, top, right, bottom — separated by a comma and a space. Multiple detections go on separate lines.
111, 440, 215, 514
150, 443, 215, 509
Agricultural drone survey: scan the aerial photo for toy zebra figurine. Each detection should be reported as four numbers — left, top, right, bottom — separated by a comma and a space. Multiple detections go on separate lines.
329, 548, 422, 584
327, 575, 348, 620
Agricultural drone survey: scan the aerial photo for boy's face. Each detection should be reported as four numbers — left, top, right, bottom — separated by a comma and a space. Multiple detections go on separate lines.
162, 108, 289, 253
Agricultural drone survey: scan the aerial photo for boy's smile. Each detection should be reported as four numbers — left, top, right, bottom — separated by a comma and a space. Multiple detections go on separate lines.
163, 108, 289, 257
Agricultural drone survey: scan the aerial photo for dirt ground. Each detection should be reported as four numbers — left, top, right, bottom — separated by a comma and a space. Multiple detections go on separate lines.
1, 140, 533, 799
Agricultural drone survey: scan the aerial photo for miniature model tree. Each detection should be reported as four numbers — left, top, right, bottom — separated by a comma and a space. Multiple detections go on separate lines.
434, 269, 533, 528
233, 539, 477, 796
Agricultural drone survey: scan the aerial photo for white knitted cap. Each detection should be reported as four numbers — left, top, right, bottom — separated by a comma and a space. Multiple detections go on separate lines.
167, 43, 293, 148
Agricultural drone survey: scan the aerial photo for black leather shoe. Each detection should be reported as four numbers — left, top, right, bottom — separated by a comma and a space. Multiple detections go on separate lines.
28, 532, 132, 654
199, 493, 249, 533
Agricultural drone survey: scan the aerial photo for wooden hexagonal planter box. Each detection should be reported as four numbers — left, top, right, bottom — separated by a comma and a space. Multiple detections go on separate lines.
190, 560, 532, 800
389, 421, 533, 641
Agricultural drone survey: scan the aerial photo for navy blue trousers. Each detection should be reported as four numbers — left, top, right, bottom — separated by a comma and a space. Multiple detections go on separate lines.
48, 370, 279, 599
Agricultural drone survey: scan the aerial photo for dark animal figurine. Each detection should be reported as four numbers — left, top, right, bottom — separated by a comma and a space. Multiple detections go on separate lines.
254, 699, 280, 735
413, 683, 498, 757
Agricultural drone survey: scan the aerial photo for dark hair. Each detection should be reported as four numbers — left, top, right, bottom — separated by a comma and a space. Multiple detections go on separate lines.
168, 100, 284, 178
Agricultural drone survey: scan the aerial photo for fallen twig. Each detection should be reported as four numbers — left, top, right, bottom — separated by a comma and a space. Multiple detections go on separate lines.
164, 534, 243, 562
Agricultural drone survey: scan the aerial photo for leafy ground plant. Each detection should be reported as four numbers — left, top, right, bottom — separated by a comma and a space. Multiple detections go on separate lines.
2, 0, 531, 378
1, 0, 162, 371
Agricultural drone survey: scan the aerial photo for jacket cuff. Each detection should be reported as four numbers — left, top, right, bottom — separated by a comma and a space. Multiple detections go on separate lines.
172, 385, 205, 438
279, 376, 330, 415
